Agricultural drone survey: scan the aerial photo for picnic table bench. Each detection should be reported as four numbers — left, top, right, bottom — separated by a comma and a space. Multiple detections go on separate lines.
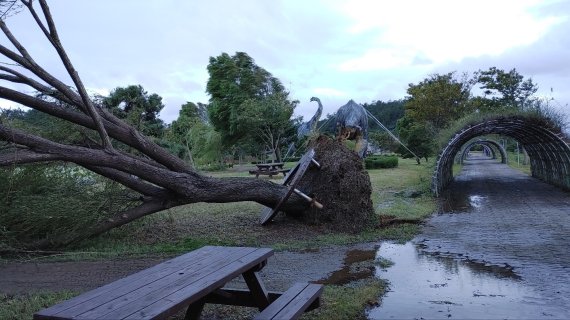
33, 246, 322, 320
249, 162, 290, 178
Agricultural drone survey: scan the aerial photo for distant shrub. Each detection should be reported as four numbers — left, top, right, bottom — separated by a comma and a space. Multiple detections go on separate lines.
365, 155, 398, 169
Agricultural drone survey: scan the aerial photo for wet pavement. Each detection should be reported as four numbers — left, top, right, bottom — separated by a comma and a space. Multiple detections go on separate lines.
369, 155, 570, 319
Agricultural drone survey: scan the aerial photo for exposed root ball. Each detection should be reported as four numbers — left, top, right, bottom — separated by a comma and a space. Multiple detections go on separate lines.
293, 136, 374, 232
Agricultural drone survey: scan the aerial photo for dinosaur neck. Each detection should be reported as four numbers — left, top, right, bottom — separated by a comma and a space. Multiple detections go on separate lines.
311, 98, 323, 123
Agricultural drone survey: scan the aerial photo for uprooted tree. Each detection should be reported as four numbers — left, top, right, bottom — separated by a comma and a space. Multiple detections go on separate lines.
0, 0, 317, 249
0, 1, 375, 250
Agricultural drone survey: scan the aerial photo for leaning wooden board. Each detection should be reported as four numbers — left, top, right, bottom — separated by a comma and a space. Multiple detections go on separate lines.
260, 149, 317, 225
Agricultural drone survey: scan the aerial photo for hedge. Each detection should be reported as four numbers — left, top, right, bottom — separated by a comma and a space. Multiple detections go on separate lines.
365, 155, 398, 169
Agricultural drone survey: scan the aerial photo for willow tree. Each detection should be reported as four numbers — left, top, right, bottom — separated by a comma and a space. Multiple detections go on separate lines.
0, 0, 306, 249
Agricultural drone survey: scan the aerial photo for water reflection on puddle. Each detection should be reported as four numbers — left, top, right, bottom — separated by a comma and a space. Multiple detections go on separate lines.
367, 242, 565, 319
468, 195, 485, 209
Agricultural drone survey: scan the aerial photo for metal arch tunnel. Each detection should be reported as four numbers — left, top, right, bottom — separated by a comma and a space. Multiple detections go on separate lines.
460, 139, 508, 164
432, 115, 570, 196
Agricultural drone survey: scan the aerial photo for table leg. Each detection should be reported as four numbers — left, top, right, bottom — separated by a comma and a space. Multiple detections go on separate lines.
185, 297, 206, 320
243, 270, 270, 310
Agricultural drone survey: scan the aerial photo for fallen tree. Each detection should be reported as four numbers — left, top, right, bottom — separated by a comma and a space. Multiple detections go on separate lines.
0, 0, 311, 249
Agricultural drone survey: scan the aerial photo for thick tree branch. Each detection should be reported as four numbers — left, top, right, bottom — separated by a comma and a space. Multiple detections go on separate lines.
0, 148, 62, 165
82, 165, 170, 198
0, 86, 191, 172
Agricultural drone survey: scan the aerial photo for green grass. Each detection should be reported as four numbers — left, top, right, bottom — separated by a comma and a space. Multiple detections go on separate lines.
303, 279, 387, 320
506, 151, 531, 175
0, 291, 77, 320
3, 156, 436, 319
369, 158, 436, 222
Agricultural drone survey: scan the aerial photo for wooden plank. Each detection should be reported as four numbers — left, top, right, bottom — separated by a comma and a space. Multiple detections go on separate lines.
272, 284, 323, 320
253, 283, 309, 320
242, 270, 270, 310
34, 246, 224, 319
75, 247, 265, 320
116, 248, 273, 319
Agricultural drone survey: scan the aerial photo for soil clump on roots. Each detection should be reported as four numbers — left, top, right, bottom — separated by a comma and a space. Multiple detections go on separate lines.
293, 136, 374, 232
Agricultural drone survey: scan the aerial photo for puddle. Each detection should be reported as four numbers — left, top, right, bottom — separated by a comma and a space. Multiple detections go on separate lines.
367, 242, 567, 319
316, 249, 376, 285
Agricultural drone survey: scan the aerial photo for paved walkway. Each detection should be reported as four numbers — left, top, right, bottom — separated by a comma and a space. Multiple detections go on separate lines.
420, 155, 570, 313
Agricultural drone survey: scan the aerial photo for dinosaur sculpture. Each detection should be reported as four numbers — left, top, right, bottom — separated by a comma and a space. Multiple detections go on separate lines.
296, 97, 323, 139
284, 97, 323, 159
336, 99, 368, 158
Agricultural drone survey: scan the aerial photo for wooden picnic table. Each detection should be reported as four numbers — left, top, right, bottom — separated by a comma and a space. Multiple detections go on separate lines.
33, 246, 322, 320
249, 162, 290, 178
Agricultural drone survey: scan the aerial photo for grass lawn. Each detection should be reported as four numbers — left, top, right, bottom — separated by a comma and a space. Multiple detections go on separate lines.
2, 158, 436, 319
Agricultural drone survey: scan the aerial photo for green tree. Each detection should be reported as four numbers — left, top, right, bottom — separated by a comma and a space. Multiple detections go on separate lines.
363, 100, 405, 131
396, 115, 436, 162
405, 72, 473, 130
238, 92, 297, 162
166, 102, 210, 164
476, 67, 538, 111
206, 52, 290, 146
102, 85, 166, 137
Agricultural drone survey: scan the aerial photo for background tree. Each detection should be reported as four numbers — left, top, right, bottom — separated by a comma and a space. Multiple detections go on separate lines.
0, 1, 307, 249
476, 67, 538, 111
363, 99, 405, 131
238, 92, 297, 162
206, 52, 291, 147
405, 72, 473, 130
102, 85, 166, 138
166, 102, 210, 165
396, 115, 436, 162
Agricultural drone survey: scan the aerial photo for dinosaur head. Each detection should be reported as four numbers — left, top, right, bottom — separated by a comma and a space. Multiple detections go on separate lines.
310, 97, 319, 102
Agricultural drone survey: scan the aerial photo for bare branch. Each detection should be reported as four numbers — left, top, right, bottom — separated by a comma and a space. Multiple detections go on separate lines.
0, 23, 83, 107
0, 11, 113, 151
36, 0, 115, 152
0, 86, 192, 172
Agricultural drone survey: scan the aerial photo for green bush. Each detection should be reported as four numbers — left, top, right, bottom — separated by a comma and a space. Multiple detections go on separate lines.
365, 155, 398, 169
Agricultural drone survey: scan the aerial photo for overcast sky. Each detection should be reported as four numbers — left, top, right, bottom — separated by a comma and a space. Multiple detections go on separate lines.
1, 0, 569, 124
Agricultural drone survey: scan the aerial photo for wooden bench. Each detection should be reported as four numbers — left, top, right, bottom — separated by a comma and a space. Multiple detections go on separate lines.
254, 282, 323, 320
33, 246, 322, 320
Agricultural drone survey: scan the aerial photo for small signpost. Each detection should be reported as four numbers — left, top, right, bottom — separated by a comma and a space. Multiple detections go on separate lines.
260, 149, 322, 225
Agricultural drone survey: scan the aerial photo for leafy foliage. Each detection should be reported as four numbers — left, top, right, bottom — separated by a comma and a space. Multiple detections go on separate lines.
206, 52, 292, 146
363, 100, 405, 131
0, 164, 136, 247
237, 92, 297, 161
396, 115, 436, 161
476, 67, 538, 111
405, 72, 473, 130
102, 85, 166, 137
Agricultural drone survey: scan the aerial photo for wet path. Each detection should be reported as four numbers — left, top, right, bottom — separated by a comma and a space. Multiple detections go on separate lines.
369, 155, 570, 319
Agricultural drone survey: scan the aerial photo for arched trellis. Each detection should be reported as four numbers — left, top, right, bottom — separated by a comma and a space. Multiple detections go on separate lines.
432, 115, 570, 196
460, 139, 508, 164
